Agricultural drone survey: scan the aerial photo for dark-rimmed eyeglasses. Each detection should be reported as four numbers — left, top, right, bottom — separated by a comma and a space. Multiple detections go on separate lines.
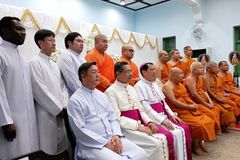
127, 49, 135, 53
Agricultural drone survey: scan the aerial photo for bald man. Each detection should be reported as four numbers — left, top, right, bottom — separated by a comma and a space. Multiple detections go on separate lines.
86, 34, 115, 92
163, 67, 215, 156
119, 44, 140, 86
184, 62, 221, 133
203, 62, 237, 131
167, 49, 187, 76
155, 50, 170, 83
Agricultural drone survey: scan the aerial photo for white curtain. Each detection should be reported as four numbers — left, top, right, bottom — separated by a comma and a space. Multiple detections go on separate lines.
0, 3, 161, 67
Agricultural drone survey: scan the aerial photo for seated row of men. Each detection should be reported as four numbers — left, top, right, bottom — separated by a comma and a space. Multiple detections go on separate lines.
1, 16, 239, 160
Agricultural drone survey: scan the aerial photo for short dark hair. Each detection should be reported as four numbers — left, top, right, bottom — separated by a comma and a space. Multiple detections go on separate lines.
170, 49, 179, 55
114, 61, 128, 77
78, 62, 96, 82
184, 46, 191, 52
34, 29, 55, 48
140, 62, 153, 76
64, 32, 82, 49
0, 16, 20, 37
218, 60, 227, 67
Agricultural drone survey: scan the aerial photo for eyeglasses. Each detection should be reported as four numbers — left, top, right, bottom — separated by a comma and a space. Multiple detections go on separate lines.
127, 49, 135, 53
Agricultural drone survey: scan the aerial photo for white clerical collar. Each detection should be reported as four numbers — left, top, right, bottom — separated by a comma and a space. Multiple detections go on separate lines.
1, 40, 18, 49
115, 80, 128, 88
39, 52, 51, 61
142, 78, 153, 85
81, 85, 95, 93
68, 49, 81, 57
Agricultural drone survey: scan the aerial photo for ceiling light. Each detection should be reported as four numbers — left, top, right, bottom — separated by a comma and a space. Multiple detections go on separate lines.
120, 0, 125, 5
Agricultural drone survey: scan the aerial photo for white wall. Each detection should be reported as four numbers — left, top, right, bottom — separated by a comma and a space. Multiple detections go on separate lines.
0, 0, 136, 31
136, 0, 240, 71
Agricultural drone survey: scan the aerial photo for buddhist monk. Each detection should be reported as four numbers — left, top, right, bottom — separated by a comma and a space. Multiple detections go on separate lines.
167, 49, 187, 76
203, 62, 237, 130
180, 46, 196, 76
218, 61, 240, 117
119, 44, 140, 86
86, 34, 115, 92
155, 50, 170, 83
184, 62, 221, 133
163, 67, 215, 156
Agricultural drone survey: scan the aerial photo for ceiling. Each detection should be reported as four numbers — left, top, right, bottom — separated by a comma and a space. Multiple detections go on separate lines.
101, 0, 172, 11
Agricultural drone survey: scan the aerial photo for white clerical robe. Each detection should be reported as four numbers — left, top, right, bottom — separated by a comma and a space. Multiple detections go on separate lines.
29, 52, 68, 154
105, 80, 169, 160
68, 85, 147, 160
135, 79, 187, 160
57, 49, 86, 96
0, 41, 39, 159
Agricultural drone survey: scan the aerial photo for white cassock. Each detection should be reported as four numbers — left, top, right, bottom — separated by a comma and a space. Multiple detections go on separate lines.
135, 78, 187, 160
68, 85, 147, 160
57, 49, 86, 96
105, 80, 169, 160
0, 41, 39, 159
29, 52, 68, 154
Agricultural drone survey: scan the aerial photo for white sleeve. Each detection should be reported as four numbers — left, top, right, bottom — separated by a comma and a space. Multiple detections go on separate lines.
0, 57, 13, 127
29, 61, 62, 116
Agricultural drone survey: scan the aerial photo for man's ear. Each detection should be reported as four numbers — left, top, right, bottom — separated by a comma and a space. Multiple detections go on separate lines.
37, 40, 43, 48
67, 40, 73, 47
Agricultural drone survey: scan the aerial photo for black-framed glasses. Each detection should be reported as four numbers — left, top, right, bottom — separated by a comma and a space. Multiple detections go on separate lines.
127, 49, 135, 53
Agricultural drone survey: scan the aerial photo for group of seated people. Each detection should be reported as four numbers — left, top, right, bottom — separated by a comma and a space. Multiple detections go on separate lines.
1, 16, 240, 160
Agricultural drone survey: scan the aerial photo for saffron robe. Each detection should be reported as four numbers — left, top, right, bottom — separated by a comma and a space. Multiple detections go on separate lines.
86, 48, 115, 92
208, 76, 236, 126
184, 77, 221, 131
165, 83, 216, 141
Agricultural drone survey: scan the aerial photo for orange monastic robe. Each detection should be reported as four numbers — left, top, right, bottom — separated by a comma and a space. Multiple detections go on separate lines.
191, 77, 221, 130
167, 61, 188, 77
119, 56, 139, 86
86, 48, 115, 92
219, 72, 240, 116
156, 63, 171, 83
209, 76, 236, 126
165, 83, 215, 141
181, 58, 196, 76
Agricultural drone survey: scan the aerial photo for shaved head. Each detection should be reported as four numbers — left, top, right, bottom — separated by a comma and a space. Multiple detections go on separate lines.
169, 67, 184, 83
205, 61, 217, 71
158, 50, 169, 62
94, 34, 107, 44
190, 62, 202, 72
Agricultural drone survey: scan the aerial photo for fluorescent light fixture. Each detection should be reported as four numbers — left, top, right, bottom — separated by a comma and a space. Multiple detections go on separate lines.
120, 0, 125, 5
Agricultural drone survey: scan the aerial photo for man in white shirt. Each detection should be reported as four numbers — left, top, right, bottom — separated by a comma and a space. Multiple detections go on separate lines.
135, 62, 192, 160
68, 62, 147, 160
57, 32, 86, 96
0, 16, 39, 159
105, 61, 169, 160
29, 29, 68, 154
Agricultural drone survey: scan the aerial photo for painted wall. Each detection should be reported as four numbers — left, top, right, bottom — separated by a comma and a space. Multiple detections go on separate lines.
136, 0, 240, 70
0, 0, 136, 31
